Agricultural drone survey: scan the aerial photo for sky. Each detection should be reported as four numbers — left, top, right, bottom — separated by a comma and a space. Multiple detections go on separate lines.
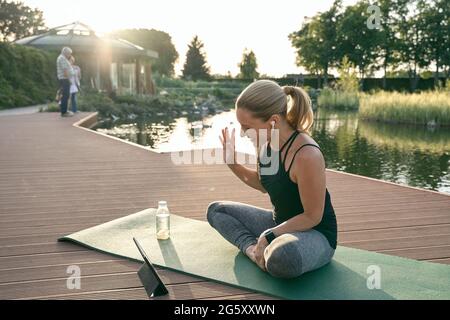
23, 0, 357, 77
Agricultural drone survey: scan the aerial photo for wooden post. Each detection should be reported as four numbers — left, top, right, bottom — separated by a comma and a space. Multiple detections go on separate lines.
144, 63, 155, 95
117, 61, 123, 95
103, 54, 113, 94
135, 58, 141, 94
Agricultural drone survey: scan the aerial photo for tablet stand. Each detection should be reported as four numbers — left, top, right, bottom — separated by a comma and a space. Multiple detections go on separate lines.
137, 263, 169, 298
133, 237, 169, 298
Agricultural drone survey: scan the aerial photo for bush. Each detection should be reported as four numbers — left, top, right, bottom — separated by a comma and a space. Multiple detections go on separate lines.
317, 87, 359, 110
0, 42, 58, 109
41, 77, 246, 121
43, 88, 229, 121
153, 74, 186, 88
337, 56, 359, 92
317, 57, 360, 110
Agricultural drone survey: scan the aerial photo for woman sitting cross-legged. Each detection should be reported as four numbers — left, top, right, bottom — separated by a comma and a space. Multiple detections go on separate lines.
207, 80, 337, 279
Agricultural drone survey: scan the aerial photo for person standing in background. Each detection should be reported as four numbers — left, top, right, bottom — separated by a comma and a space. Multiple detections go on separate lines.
56, 47, 74, 117
69, 56, 81, 113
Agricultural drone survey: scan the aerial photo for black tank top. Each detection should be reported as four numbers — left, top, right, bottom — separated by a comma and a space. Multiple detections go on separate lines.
257, 130, 337, 249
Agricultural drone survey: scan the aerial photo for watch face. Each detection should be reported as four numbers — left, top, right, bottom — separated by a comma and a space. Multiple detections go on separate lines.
265, 230, 275, 244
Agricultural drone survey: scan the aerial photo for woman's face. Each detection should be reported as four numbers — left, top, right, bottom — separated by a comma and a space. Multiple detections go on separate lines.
236, 108, 271, 147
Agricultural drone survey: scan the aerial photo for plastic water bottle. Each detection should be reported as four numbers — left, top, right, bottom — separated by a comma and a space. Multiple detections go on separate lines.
156, 201, 170, 240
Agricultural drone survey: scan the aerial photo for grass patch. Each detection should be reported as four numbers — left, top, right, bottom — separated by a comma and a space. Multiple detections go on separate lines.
359, 91, 450, 126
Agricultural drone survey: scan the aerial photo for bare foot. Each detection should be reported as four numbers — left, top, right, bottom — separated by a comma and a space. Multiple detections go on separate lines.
245, 245, 257, 262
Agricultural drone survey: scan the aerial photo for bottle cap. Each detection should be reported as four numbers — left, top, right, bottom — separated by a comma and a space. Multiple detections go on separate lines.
158, 201, 167, 206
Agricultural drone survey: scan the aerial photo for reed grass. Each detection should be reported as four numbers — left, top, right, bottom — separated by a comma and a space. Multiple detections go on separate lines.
317, 88, 359, 110
359, 91, 450, 126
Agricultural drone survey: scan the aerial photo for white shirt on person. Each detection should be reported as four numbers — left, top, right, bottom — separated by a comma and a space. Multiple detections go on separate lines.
70, 65, 81, 94
57, 54, 74, 80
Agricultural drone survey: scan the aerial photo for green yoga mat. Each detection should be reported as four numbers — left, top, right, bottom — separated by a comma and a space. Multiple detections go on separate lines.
58, 208, 450, 300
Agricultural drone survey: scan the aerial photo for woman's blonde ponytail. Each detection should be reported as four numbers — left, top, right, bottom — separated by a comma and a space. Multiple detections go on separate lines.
283, 86, 314, 135
235, 80, 314, 135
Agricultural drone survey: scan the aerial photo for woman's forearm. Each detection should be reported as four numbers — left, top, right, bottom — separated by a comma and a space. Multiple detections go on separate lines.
227, 164, 267, 193
272, 212, 322, 236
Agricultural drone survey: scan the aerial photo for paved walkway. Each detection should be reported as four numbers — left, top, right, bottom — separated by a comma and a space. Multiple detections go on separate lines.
0, 104, 47, 116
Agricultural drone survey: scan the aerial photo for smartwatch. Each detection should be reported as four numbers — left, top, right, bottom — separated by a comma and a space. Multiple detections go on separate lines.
263, 229, 276, 244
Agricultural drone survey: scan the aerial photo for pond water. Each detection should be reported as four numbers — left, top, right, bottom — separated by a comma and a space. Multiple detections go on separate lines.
94, 108, 450, 194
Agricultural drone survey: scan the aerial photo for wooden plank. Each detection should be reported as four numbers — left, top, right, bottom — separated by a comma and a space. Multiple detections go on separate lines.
2, 274, 253, 300
379, 245, 450, 261
427, 258, 450, 264
0, 234, 65, 247
0, 250, 125, 270
1, 189, 435, 207
3, 233, 450, 260
0, 260, 201, 286
0, 205, 143, 217
338, 224, 450, 242
0, 242, 86, 257
341, 234, 450, 251
2, 203, 446, 226
199, 293, 278, 300
1, 198, 447, 220
3, 209, 449, 231
0, 194, 450, 216
3, 233, 450, 265
31, 281, 256, 300
2, 217, 449, 238
338, 216, 450, 232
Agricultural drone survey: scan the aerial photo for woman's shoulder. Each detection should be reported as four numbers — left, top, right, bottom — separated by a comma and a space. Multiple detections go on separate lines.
289, 135, 325, 176
292, 132, 320, 151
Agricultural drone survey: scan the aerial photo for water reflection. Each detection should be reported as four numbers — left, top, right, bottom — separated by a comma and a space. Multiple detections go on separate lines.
94, 108, 450, 194
95, 111, 256, 154
313, 108, 450, 194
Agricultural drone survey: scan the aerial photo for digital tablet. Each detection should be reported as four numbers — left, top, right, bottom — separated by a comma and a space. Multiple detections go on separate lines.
133, 237, 169, 297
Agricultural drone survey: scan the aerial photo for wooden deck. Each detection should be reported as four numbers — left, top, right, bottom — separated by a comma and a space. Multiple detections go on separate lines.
0, 111, 449, 300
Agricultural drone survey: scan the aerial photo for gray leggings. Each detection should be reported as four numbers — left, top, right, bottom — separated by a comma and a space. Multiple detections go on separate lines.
206, 200, 335, 279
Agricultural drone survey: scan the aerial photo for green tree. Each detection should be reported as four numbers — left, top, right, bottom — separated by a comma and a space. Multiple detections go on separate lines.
114, 29, 179, 77
289, 0, 342, 86
238, 49, 259, 79
336, 1, 382, 79
289, 18, 322, 86
397, 0, 428, 91
375, 0, 409, 88
182, 35, 211, 81
0, 0, 47, 42
419, 0, 450, 85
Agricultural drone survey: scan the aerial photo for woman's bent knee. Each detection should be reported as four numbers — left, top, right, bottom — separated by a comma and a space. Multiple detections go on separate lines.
265, 239, 303, 279
264, 231, 335, 278
206, 201, 223, 226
